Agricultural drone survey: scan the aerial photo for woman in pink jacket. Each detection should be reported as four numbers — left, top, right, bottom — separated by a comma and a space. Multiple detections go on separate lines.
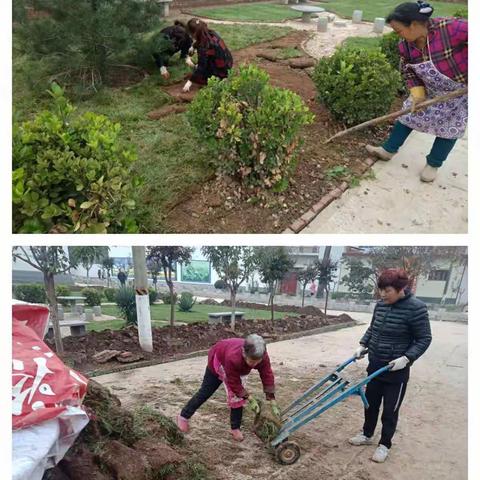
176, 334, 276, 442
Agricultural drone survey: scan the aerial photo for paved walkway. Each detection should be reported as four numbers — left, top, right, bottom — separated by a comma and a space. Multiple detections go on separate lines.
302, 130, 468, 233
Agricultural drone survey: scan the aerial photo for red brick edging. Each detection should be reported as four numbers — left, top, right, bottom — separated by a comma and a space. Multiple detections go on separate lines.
285, 157, 377, 233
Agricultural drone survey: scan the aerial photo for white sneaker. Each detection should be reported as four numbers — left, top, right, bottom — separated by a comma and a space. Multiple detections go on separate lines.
420, 164, 438, 182
365, 145, 395, 161
349, 433, 374, 446
372, 444, 389, 463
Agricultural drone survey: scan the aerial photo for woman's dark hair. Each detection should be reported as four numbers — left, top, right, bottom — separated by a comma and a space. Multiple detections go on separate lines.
186, 18, 210, 46
386, 1, 434, 25
377, 268, 410, 291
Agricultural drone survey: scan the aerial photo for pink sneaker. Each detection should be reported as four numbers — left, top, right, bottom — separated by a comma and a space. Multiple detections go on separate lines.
176, 414, 190, 433
231, 429, 244, 442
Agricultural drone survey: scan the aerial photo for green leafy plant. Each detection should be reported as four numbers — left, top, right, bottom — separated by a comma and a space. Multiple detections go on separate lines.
104, 287, 117, 302
379, 32, 401, 70
14, 284, 47, 304
55, 284, 71, 303
313, 47, 401, 126
148, 288, 158, 306
178, 292, 196, 312
188, 64, 314, 192
81, 288, 103, 307
13, 83, 140, 233
115, 287, 137, 325
453, 8, 468, 19
214, 279, 227, 290
160, 291, 177, 305
326, 165, 351, 180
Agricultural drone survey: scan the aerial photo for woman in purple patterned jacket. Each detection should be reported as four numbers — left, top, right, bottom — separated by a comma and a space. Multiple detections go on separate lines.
366, 2, 467, 183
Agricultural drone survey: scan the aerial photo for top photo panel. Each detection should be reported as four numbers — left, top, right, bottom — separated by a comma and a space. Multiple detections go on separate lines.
12, 1, 468, 234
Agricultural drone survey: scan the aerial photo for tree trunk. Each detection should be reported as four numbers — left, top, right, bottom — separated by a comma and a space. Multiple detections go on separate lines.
324, 288, 329, 316
86, 267, 90, 285
169, 283, 175, 327
270, 281, 276, 323
44, 272, 63, 354
230, 289, 236, 331
302, 284, 306, 307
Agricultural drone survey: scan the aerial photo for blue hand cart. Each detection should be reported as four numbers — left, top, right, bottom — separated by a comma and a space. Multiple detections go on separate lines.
270, 354, 392, 465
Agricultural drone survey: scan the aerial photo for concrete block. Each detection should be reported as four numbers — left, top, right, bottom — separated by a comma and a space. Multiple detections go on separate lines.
93, 306, 102, 316
85, 309, 94, 322
317, 17, 328, 32
57, 305, 64, 321
352, 10, 363, 24
334, 20, 348, 28
373, 17, 385, 34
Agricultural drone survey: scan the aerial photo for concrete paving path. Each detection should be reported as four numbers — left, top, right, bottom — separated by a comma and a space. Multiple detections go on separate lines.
97, 320, 467, 480
302, 131, 468, 233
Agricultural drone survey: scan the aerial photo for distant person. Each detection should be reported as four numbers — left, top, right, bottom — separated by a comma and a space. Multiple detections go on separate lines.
349, 268, 432, 463
182, 18, 233, 92
176, 334, 276, 442
365, 1, 467, 182
117, 270, 127, 287
310, 280, 317, 297
97, 268, 102, 279
151, 20, 195, 79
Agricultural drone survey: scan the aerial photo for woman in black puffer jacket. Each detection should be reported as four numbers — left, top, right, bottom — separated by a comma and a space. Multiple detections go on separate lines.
349, 268, 432, 463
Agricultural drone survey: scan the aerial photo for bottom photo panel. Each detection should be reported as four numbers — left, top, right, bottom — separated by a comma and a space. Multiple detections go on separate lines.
11, 245, 468, 480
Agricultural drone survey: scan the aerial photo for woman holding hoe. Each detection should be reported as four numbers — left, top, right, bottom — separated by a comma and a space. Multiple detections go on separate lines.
366, 1, 467, 183
176, 334, 276, 442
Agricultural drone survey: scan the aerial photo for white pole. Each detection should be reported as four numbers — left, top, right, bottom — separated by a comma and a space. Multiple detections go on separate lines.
132, 246, 153, 352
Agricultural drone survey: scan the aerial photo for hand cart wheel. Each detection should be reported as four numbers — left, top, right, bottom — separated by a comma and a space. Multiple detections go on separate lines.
275, 441, 301, 465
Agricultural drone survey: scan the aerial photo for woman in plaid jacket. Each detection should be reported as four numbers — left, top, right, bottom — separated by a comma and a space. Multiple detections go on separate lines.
181, 18, 233, 92
365, 2, 467, 183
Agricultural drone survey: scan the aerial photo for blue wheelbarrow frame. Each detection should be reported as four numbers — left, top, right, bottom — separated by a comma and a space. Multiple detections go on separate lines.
270, 354, 392, 464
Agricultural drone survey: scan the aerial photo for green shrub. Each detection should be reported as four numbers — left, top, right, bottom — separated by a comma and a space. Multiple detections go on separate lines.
149, 288, 158, 305
188, 64, 314, 192
379, 32, 401, 70
313, 47, 401, 126
161, 291, 178, 305
12, 83, 141, 233
214, 279, 227, 290
453, 8, 468, 18
82, 288, 103, 307
115, 287, 137, 325
178, 292, 196, 312
104, 288, 117, 302
14, 284, 47, 304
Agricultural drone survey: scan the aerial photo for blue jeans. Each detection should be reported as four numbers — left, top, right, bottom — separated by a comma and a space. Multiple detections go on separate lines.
383, 121, 457, 168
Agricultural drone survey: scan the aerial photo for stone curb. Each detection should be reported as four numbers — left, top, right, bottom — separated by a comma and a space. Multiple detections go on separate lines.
89, 321, 356, 378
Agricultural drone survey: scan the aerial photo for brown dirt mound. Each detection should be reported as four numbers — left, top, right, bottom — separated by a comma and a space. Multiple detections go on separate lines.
49, 313, 353, 375
199, 298, 221, 305
43, 380, 187, 480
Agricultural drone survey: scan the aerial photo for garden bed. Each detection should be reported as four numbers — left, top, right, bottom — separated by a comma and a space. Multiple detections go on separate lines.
48, 310, 353, 375
161, 31, 388, 233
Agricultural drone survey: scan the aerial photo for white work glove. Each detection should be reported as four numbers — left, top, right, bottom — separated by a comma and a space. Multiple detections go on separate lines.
188, 46, 195, 56
185, 56, 195, 68
182, 80, 192, 92
160, 66, 170, 79
354, 346, 367, 359
389, 356, 410, 371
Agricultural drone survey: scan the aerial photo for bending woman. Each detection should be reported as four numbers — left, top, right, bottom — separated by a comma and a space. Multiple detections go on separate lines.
366, 1, 467, 182
176, 334, 276, 442
182, 18, 233, 92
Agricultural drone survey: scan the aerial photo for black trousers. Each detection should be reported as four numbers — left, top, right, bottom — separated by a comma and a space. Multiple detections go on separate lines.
181, 367, 243, 429
363, 378, 408, 449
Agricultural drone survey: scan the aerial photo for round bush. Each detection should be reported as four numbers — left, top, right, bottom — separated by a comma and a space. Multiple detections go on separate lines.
379, 32, 401, 71
161, 291, 177, 305
149, 288, 158, 306
81, 288, 103, 307
104, 288, 117, 302
188, 64, 314, 192
313, 47, 401, 126
214, 279, 227, 290
14, 284, 47, 304
13, 83, 140, 233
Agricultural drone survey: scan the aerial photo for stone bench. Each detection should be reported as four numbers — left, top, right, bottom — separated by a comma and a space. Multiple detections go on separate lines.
208, 311, 245, 325
46, 320, 88, 338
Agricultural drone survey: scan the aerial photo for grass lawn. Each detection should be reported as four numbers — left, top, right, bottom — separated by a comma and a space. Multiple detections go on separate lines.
317, 0, 466, 22
89, 304, 300, 331
341, 36, 381, 51
188, 3, 302, 22
13, 23, 292, 232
